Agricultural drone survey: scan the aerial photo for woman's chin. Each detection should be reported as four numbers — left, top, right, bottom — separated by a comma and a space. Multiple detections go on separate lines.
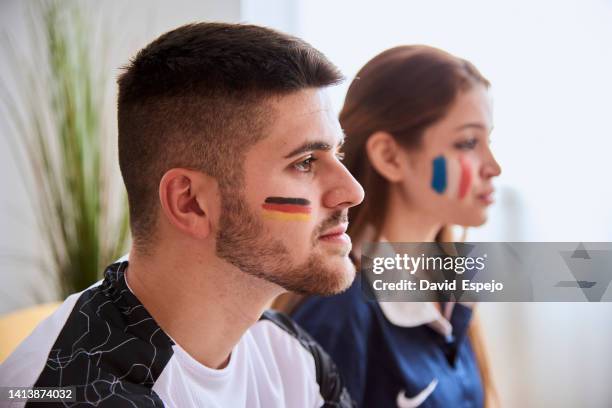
456, 211, 488, 228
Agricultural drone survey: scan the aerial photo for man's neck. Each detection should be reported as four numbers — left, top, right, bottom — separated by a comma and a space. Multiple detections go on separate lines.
125, 246, 283, 369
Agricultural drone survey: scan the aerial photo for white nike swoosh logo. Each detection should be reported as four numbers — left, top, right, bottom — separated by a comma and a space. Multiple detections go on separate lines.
396, 378, 438, 408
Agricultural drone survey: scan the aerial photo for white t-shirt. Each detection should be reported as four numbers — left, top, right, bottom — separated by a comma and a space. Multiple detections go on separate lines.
0, 261, 352, 407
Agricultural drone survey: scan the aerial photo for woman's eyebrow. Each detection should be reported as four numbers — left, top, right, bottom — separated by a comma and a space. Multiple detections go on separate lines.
455, 123, 489, 132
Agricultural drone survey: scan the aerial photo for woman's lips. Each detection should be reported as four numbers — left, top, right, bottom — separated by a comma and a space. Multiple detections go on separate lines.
477, 190, 495, 205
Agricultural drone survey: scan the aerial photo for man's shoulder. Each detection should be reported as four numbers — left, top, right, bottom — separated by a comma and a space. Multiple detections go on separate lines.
0, 288, 92, 389
249, 310, 354, 407
1, 263, 173, 407
258, 309, 316, 343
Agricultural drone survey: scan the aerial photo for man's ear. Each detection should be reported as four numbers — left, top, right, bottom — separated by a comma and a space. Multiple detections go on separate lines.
365, 131, 409, 183
158, 168, 218, 240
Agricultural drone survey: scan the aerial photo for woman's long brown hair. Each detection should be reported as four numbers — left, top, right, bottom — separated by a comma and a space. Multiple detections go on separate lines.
274, 45, 498, 407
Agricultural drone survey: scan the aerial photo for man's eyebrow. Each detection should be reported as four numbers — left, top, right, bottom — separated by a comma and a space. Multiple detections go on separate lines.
284, 141, 333, 159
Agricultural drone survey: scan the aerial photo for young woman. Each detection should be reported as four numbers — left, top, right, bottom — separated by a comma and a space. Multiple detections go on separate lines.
289, 45, 502, 407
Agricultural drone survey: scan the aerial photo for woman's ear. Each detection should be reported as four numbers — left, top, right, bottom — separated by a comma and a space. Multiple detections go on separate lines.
158, 168, 218, 240
365, 131, 409, 183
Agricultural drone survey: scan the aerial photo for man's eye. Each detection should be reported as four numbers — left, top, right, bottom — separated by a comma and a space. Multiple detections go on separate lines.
294, 156, 317, 172
454, 138, 478, 150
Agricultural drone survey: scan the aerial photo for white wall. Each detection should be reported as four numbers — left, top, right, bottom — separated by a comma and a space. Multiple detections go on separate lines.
294, 0, 612, 244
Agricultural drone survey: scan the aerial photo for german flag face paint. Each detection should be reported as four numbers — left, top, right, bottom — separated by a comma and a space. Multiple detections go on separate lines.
262, 197, 312, 221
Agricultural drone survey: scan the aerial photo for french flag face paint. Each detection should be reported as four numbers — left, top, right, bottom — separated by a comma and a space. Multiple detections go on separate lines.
458, 155, 473, 199
431, 155, 448, 194
431, 154, 473, 199
262, 197, 312, 221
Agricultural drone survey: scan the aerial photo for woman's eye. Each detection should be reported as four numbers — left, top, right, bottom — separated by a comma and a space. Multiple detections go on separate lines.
294, 156, 317, 172
454, 138, 478, 150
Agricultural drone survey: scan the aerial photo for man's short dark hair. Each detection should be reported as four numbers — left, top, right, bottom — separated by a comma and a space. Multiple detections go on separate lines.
117, 22, 343, 252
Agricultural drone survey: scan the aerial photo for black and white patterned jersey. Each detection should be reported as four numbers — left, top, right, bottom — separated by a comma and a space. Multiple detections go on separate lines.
0, 261, 354, 408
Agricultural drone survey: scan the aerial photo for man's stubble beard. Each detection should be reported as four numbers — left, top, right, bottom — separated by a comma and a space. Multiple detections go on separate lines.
215, 187, 354, 296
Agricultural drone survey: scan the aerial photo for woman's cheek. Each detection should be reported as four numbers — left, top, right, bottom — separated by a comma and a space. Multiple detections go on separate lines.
429, 154, 473, 201
430, 155, 448, 195
457, 155, 474, 199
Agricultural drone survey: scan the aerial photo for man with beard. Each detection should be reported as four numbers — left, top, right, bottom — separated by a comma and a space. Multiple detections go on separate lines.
0, 22, 363, 407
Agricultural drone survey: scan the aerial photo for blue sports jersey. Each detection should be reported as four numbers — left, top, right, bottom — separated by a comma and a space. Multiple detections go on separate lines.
292, 278, 484, 408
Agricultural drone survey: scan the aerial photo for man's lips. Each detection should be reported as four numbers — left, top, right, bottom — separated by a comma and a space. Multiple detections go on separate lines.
319, 223, 349, 241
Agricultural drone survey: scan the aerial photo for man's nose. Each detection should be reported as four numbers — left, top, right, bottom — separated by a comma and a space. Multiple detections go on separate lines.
322, 162, 365, 210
